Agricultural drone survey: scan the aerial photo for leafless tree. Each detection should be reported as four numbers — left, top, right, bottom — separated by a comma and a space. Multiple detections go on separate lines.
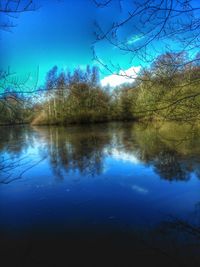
93, 0, 200, 63
93, 0, 200, 80
0, 1, 40, 119
93, 0, 200, 120
0, 0, 39, 32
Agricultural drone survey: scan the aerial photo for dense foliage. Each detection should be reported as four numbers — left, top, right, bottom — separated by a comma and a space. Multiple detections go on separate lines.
0, 52, 200, 125
32, 66, 110, 125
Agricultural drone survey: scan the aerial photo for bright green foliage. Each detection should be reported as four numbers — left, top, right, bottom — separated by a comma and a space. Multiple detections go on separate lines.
32, 66, 110, 125
1, 52, 200, 125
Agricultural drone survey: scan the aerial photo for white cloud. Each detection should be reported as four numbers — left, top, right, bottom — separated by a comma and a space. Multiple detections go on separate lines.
101, 66, 141, 87
109, 148, 140, 164
131, 185, 148, 194
127, 34, 144, 45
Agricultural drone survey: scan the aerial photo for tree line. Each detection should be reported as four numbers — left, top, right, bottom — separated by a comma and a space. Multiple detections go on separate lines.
0, 51, 200, 125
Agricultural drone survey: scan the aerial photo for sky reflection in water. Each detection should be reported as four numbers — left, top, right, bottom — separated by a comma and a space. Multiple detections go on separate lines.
0, 122, 200, 234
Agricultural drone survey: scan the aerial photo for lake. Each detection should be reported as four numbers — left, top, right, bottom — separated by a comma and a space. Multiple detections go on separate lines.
0, 122, 200, 266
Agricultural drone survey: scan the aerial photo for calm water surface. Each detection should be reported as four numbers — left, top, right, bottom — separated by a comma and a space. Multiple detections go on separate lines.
0, 122, 200, 266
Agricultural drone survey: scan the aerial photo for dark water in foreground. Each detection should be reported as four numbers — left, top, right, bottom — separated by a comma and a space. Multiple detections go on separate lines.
0, 122, 200, 267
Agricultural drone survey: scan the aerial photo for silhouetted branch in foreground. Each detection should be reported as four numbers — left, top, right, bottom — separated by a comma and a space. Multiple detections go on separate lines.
0, 0, 39, 31
0, 155, 47, 184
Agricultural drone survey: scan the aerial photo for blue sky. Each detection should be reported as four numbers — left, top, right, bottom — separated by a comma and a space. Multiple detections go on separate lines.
0, 0, 95, 86
0, 0, 199, 88
0, 0, 146, 88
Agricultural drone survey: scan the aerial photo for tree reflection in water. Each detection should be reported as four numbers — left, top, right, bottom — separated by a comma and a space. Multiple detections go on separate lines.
36, 122, 200, 182
35, 125, 112, 179
1, 122, 200, 266
1, 122, 200, 182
